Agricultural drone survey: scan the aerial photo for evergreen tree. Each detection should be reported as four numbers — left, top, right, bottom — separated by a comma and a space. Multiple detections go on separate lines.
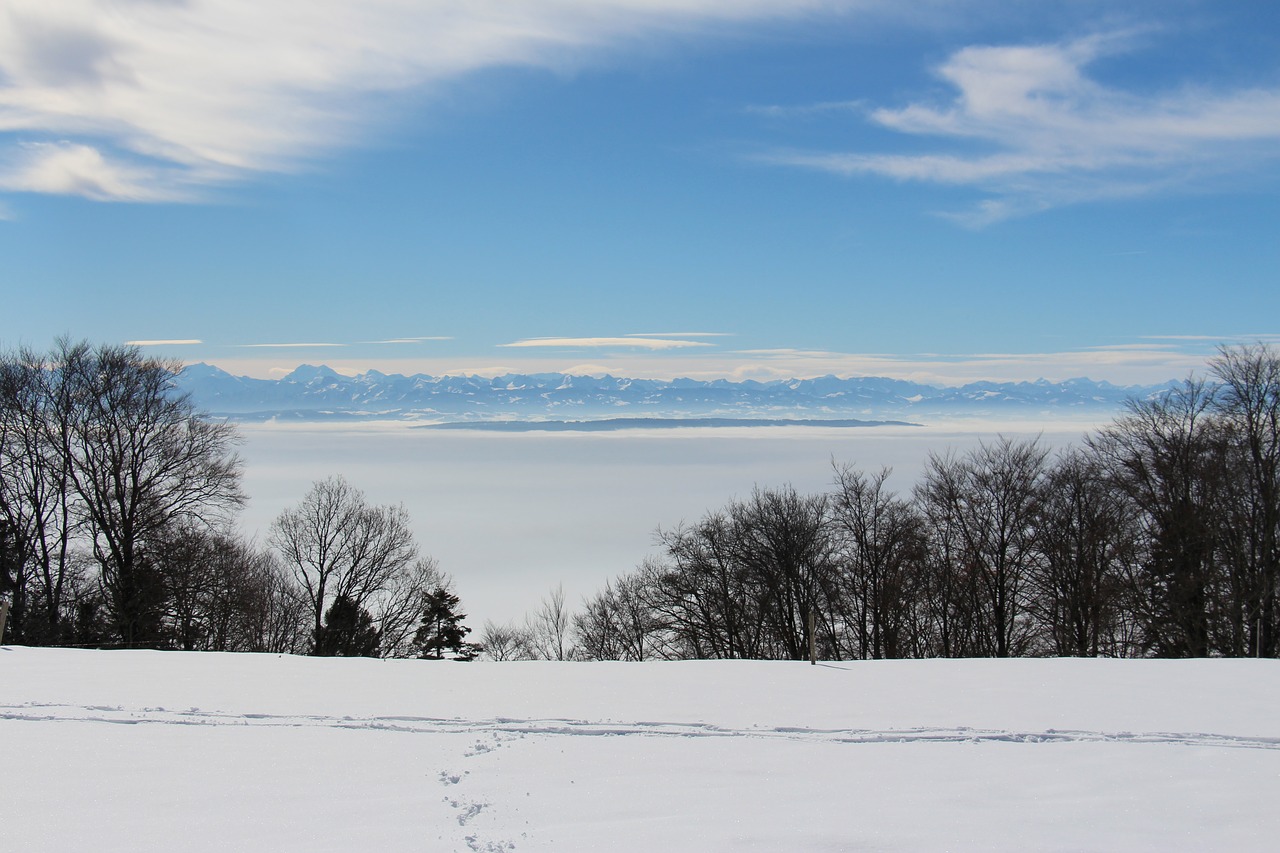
314, 594, 380, 657
413, 587, 473, 660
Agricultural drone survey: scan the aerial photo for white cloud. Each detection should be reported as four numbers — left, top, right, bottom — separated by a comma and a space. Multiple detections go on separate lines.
364, 337, 454, 344
501, 336, 713, 350
0, 0, 862, 202
0, 141, 189, 201
764, 31, 1280, 223
559, 363, 616, 377
722, 345, 1215, 385
1140, 334, 1280, 345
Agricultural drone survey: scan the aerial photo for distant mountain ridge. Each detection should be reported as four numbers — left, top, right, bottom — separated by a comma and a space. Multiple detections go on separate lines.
176, 363, 1174, 423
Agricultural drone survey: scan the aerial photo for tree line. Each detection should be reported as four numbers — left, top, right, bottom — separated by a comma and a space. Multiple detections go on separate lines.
5, 340, 1277, 662
0, 340, 472, 658
492, 344, 1280, 662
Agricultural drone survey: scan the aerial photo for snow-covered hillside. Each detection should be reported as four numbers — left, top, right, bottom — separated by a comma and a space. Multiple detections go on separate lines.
5, 648, 1278, 851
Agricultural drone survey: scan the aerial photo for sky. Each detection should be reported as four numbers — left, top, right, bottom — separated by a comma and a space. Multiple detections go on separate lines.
2, 0, 1278, 385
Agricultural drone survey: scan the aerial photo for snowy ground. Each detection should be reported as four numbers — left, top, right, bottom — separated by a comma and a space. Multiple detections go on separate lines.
4, 648, 1279, 851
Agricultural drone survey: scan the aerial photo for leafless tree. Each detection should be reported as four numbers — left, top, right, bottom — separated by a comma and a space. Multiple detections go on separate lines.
525, 583, 574, 661
641, 487, 834, 660
1089, 379, 1224, 657
830, 463, 928, 659
916, 437, 1048, 657
60, 341, 244, 647
376, 557, 450, 658
914, 449, 981, 657
1031, 448, 1139, 656
575, 570, 667, 661
149, 523, 290, 652
653, 513, 761, 659
478, 619, 535, 661
0, 345, 81, 643
239, 555, 310, 654
1210, 343, 1280, 656
728, 486, 835, 661
269, 475, 420, 652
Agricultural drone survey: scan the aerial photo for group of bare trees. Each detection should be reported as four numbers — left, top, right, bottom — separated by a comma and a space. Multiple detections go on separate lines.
0, 341, 466, 657
0, 340, 249, 648
549, 345, 1280, 662
476, 584, 576, 662
268, 475, 473, 659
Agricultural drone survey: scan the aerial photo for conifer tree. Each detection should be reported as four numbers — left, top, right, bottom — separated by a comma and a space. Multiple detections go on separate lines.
314, 594, 380, 657
413, 587, 473, 659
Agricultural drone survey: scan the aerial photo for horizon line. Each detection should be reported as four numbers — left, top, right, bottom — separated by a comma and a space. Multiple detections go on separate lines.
179, 359, 1176, 389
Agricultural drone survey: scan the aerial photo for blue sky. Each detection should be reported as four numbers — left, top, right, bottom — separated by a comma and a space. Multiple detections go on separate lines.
2, 0, 1278, 384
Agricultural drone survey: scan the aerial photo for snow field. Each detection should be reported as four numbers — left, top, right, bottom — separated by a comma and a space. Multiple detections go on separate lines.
3, 649, 1279, 851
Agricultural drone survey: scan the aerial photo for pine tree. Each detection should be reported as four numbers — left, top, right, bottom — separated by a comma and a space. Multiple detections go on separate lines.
413, 587, 473, 660
314, 594, 380, 657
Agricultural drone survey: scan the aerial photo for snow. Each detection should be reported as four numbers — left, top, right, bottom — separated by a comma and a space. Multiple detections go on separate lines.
5, 648, 1280, 851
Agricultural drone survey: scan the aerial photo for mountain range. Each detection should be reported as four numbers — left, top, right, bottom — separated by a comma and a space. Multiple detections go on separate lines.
175, 363, 1173, 425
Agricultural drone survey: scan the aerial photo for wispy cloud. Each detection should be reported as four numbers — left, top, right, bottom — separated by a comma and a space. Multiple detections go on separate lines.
1082, 342, 1178, 352
1139, 333, 1280, 344
364, 337, 454, 344
724, 344, 1214, 384
0, 141, 192, 202
126, 339, 202, 346
501, 336, 713, 351
625, 332, 732, 338
0, 0, 858, 203
762, 31, 1280, 224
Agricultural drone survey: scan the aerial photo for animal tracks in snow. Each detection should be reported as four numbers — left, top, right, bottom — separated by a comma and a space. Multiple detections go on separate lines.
3, 701, 1279, 751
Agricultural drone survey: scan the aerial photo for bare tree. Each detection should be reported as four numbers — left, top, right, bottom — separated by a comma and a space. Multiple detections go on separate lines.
526, 583, 573, 661
376, 557, 450, 658
269, 475, 419, 652
60, 341, 244, 647
1210, 343, 1280, 656
149, 523, 289, 652
478, 619, 535, 661
1031, 449, 1139, 656
914, 449, 981, 657
0, 345, 81, 643
575, 570, 667, 661
654, 513, 760, 659
1089, 379, 1224, 657
574, 583, 628, 661
154, 521, 223, 651
728, 487, 835, 661
642, 487, 835, 660
916, 437, 1048, 658
830, 463, 928, 659
239, 555, 310, 654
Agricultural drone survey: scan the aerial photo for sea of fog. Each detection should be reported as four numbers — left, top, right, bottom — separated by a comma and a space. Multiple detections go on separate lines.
235, 418, 1107, 627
